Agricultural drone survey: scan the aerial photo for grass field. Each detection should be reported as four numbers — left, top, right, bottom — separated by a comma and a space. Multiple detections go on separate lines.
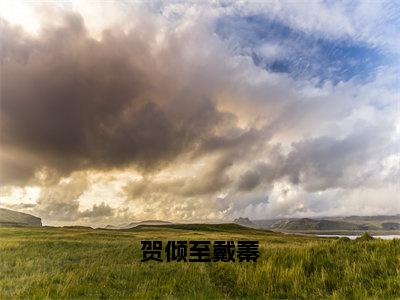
0, 225, 399, 299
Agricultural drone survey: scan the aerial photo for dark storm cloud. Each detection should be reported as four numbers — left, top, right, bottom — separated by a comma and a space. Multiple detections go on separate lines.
237, 170, 261, 191
0, 13, 232, 185
124, 154, 234, 200
123, 124, 273, 205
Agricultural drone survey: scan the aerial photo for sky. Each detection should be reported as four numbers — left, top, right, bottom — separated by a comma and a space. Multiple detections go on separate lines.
0, 0, 399, 226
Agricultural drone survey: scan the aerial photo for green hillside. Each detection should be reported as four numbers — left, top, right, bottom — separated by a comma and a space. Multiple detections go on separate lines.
132, 223, 263, 232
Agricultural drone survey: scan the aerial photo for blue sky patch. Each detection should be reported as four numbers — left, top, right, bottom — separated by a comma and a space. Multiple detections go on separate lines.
216, 15, 389, 85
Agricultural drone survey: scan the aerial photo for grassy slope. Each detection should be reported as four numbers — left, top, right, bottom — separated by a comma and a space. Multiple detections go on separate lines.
132, 223, 264, 232
0, 226, 399, 299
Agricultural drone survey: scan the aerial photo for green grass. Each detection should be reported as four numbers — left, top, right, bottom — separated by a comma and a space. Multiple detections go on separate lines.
0, 226, 399, 299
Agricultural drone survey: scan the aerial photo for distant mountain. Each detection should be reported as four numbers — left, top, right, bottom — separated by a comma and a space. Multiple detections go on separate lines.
112, 215, 398, 232
341, 215, 400, 222
252, 219, 280, 228
234, 217, 255, 227
270, 218, 363, 231
0, 208, 42, 227
381, 222, 400, 230
253, 215, 399, 231
105, 220, 172, 229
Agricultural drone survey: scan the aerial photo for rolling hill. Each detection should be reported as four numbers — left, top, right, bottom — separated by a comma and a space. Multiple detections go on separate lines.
104, 220, 173, 230
132, 223, 261, 232
0, 208, 42, 227
252, 215, 399, 232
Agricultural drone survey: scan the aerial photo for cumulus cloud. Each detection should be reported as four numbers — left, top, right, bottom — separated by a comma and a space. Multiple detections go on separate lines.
237, 122, 396, 192
80, 202, 114, 218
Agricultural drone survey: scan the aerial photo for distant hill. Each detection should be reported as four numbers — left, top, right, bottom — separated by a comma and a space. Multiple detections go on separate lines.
270, 218, 362, 231
132, 223, 264, 232
341, 215, 400, 222
234, 217, 255, 227
62, 226, 93, 230
105, 220, 172, 229
381, 222, 400, 230
102, 215, 399, 232
0, 208, 42, 227
253, 215, 399, 232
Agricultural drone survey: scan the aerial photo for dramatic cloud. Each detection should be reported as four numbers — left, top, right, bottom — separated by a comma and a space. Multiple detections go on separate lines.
0, 1, 398, 225
0, 12, 234, 185
237, 122, 396, 192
